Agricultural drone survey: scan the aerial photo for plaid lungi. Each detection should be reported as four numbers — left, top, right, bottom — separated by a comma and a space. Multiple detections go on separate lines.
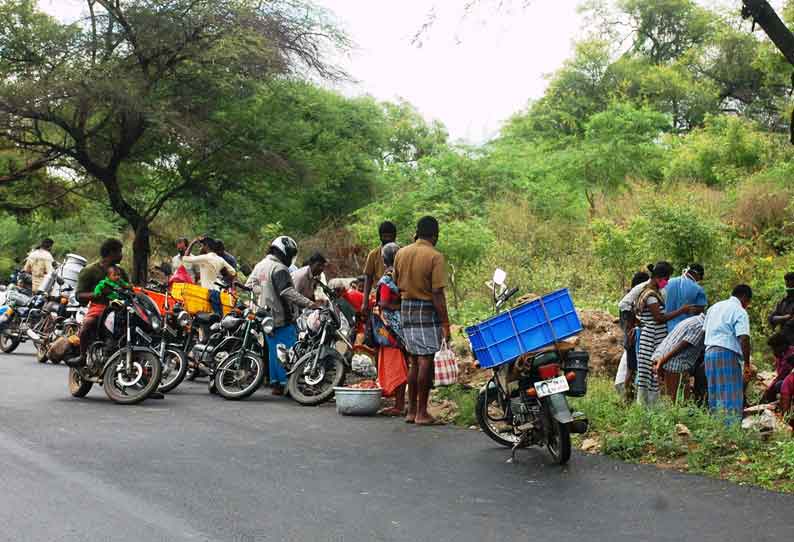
704, 346, 743, 423
401, 299, 442, 357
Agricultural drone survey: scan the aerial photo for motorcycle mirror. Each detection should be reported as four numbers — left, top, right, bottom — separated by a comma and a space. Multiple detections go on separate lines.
493, 269, 507, 287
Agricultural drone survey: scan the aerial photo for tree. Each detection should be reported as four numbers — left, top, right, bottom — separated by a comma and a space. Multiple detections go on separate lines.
0, 0, 346, 281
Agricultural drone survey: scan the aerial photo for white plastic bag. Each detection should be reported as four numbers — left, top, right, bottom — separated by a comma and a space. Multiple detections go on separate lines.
434, 340, 459, 386
614, 350, 628, 394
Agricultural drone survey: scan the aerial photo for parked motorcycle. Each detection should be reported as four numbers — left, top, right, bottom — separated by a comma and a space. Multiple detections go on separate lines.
29, 287, 81, 363
0, 279, 46, 354
66, 289, 163, 405
473, 269, 589, 465
278, 283, 351, 406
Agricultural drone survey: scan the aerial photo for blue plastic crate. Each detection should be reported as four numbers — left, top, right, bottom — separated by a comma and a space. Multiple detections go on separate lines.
465, 288, 582, 369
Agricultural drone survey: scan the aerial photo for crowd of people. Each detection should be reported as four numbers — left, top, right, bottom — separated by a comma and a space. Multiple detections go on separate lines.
617, 261, 794, 426
19, 217, 451, 424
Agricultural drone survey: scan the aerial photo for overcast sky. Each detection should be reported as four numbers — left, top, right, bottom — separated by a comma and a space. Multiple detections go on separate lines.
37, 1, 587, 142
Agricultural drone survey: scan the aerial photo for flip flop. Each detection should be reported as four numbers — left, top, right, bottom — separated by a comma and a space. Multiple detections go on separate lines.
378, 408, 404, 417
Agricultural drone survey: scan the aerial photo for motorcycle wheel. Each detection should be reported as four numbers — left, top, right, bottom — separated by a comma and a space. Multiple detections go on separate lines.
215, 353, 265, 400
547, 421, 572, 465
476, 386, 520, 448
208, 377, 217, 394
68, 367, 93, 397
287, 352, 346, 406
0, 320, 21, 354
102, 349, 163, 405
158, 347, 188, 393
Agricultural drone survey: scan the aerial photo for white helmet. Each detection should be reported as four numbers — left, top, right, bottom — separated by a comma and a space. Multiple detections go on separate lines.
271, 236, 298, 264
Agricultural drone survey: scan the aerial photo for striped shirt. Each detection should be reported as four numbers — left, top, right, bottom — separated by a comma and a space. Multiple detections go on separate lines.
652, 314, 706, 373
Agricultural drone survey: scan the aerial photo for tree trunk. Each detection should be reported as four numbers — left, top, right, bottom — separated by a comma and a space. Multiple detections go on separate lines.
132, 221, 150, 285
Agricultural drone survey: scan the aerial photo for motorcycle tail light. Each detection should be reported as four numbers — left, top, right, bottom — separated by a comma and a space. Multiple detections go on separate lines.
537, 363, 560, 380
60, 297, 68, 305
526, 387, 537, 398
566, 371, 576, 382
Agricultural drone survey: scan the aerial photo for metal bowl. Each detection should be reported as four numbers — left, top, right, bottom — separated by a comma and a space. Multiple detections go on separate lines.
333, 387, 382, 416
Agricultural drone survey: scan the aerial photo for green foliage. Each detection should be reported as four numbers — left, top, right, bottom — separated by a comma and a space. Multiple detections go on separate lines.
433, 385, 478, 427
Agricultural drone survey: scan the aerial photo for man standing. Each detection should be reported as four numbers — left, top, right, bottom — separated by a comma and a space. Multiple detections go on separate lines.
24, 238, 54, 292
394, 216, 450, 426
768, 272, 794, 344
216, 240, 238, 271
75, 239, 127, 365
291, 252, 327, 302
703, 285, 752, 423
664, 264, 707, 332
362, 221, 397, 316
248, 237, 317, 395
179, 237, 236, 290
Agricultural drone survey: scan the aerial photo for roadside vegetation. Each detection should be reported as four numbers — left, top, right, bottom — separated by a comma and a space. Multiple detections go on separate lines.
4, 0, 794, 489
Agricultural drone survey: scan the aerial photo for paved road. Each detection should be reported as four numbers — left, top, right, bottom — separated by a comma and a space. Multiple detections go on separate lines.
0, 346, 790, 542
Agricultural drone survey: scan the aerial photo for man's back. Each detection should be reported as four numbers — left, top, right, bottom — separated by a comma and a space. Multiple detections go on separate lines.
393, 240, 446, 302
704, 297, 749, 354
665, 276, 707, 332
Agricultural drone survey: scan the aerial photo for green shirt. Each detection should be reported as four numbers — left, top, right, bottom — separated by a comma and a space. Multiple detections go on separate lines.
93, 278, 131, 301
77, 261, 129, 306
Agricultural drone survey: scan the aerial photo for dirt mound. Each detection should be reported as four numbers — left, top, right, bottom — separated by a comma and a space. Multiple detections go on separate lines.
576, 309, 623, 375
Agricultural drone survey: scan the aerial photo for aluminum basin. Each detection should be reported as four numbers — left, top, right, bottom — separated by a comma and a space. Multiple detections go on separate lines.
334, 387, 382, 416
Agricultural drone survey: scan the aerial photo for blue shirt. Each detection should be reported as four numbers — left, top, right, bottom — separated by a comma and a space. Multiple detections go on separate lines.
664, 275, 707, 332
704, 297, 750, 356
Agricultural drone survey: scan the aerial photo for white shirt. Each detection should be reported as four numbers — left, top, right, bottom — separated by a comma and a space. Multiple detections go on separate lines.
24, 249, 54, 292
179, 252, 234, 291
704, 296, 750, 357
618, 280, 650, 313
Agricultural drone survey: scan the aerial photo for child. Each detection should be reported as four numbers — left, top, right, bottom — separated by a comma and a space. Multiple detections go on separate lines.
763, 333, 794, 419
93, 265, 131, 302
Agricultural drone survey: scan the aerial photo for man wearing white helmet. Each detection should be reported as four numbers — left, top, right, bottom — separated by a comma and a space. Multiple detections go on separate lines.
247, 236, 318, 395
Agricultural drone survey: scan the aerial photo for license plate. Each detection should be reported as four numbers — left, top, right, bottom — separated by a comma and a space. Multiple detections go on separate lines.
535, 376, 569, 398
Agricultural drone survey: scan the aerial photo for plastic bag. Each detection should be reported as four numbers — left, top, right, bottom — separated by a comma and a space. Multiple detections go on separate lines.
614, 350, 628, 394
169, 264, 194, 286
434, 340, 459, 386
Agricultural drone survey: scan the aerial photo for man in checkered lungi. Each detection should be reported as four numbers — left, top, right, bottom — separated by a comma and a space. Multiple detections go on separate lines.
393, 216, 451, 426
703, 285, 752, 424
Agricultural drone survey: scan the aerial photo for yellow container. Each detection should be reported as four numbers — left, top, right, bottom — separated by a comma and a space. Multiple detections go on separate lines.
170, 283, 236, 315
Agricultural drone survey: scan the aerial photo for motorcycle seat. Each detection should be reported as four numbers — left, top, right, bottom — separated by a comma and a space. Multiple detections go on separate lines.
221, 317, 243, 330
195, 312, 220, 325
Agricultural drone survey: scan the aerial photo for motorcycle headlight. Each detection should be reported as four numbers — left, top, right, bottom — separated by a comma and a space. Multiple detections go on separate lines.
176, 311, 191, 328
262, 316, 275, 335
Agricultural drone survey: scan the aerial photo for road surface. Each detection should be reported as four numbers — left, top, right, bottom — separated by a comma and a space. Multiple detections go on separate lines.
0, 346, 789, 542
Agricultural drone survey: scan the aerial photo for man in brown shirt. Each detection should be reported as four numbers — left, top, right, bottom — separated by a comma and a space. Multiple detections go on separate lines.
393, 216, 450, 426
361, 221, 397, 316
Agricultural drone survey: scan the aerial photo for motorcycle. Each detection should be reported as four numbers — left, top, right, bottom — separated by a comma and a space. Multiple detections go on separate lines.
278, 283, 351, 406
29, 287, 81, 363
0, 278, 46, 354
473, 269, 589, 465
66, 289, 163, 405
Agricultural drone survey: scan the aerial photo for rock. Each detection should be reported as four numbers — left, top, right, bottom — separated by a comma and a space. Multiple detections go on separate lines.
757, 371, 777, 388
581, 437, 601, 453
742, 410, 778, 433
675, 423, 691, 438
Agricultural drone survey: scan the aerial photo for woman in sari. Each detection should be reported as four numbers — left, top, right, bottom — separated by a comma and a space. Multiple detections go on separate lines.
635, 262, 694, 406
375, 242, 408, 416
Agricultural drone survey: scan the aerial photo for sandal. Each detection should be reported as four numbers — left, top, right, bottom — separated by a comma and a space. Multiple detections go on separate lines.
378, 407, 404, 417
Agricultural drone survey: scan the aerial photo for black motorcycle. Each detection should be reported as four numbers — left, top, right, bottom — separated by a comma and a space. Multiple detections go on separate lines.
473, 269, 589, 465
0, 280, 46, 354
278, 283, 351, 406
67, 289, 163, 405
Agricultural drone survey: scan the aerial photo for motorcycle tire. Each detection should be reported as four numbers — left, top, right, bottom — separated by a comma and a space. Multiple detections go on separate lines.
0, 324, 21, 354
102, 349, 163, 405
68, 367, 93, 397
547, 421, 572, 465
158, 347, 188, 394
215, 353, 265, 400
208, 378, 217, 395
476, 386, 520, 448
287, 352, 346, 406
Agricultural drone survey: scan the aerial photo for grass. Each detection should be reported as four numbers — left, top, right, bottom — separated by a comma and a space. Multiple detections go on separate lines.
571, 377, 794, 492
437, 376, 794, 493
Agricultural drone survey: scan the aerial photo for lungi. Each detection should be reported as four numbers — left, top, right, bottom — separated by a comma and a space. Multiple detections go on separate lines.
704, 346, 744, 423
401, 299, 442, 357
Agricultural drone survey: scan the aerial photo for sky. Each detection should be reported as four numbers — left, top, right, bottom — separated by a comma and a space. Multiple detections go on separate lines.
39, 0, 585, 143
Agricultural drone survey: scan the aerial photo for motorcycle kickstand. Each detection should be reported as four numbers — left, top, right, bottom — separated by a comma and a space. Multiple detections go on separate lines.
511, 442, 521, 464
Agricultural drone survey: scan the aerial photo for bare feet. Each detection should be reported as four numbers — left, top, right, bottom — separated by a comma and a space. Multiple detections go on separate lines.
271, 385, 285, 396
415, 416, 444, 426
378, 407, 403, 417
